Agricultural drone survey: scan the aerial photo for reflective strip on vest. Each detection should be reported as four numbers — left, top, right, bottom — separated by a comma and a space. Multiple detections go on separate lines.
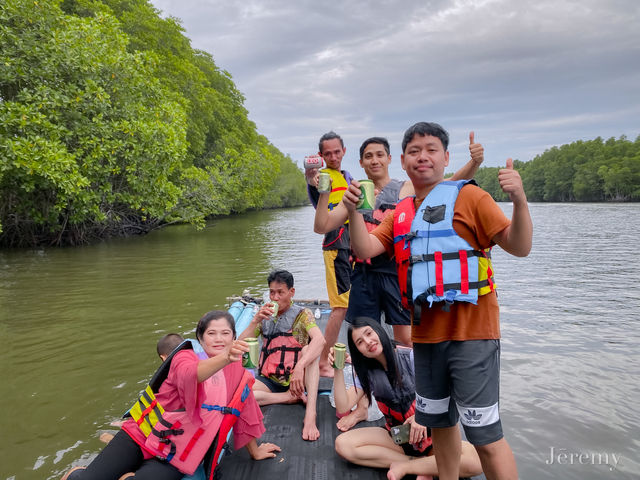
129, 385, 165, 437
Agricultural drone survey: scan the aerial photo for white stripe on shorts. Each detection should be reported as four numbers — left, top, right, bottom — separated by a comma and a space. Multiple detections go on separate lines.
415, 393, 450, 414
456, 402, 500, 428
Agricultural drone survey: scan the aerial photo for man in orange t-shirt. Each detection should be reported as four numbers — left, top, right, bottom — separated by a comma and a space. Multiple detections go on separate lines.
343, 122, 532, 480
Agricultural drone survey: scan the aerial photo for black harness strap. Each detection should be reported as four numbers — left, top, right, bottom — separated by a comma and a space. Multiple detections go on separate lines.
409, 249, 489, 265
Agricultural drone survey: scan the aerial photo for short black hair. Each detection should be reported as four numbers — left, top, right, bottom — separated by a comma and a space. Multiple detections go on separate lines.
401, 122, 449, 152
318, 131, 344, 153
156, 333, 184, 358
267, 269, 294, 289
359, 137, 390, 159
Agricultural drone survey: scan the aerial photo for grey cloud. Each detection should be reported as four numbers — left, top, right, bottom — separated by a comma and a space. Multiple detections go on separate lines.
151, 0, 640, 173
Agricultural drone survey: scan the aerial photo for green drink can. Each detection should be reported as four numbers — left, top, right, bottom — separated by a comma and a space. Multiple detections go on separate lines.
270, 301, 279, 318
333, 343, 346, 369
356, 179, 375, 212
318, 172, 331, 193
243, 337, 259, 368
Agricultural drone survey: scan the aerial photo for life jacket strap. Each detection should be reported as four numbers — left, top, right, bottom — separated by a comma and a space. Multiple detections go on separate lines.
434, 251, 444, 297
207, 371, 254, 480
409, 249, 487, 264
459, 250, 469, 294
201, 404, 241, 417
322, 225, 345, 248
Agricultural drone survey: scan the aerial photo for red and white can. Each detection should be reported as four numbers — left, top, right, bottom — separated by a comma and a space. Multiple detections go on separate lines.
303, 155, 324, 170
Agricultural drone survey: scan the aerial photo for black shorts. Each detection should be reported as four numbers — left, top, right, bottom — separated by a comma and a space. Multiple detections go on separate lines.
346, 263, 411, 326
255, 374, 289, 393
413, 340, 503, 446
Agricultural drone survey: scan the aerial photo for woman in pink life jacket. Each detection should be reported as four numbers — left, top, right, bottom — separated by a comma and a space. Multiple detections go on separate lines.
62, 310, 280, 480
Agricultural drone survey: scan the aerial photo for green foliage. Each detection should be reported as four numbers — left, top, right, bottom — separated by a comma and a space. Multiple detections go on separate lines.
1, 0, 187, 245
1, 0, 307, 246
473, 136, 640, 203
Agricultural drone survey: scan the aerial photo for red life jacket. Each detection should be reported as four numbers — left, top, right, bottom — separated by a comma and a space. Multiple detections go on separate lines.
393, 196, 418, 310
259, 304, 306, 380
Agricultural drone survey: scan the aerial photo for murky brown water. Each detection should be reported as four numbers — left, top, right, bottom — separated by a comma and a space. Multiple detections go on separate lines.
1, 204, 639, 479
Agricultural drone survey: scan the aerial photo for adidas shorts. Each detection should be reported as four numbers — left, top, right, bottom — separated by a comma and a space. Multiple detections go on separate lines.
413, 339, 504, 446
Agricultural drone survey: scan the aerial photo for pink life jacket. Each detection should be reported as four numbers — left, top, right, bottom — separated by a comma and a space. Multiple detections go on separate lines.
125, 346, 254, 477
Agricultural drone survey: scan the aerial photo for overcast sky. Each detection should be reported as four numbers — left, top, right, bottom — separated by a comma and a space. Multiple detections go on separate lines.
149, 0, 639, 178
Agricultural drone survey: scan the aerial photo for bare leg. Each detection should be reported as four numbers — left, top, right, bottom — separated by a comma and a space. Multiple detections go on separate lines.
387, 440, 481, 479
431, 425, 461, 480
335, 427, 409, 468
319, 306, 347, 376
337, 396, 369, 432
392, 325, 412, 347
302, 354, 320, 441
475, 437, 518, 480
252, 380, 299, 406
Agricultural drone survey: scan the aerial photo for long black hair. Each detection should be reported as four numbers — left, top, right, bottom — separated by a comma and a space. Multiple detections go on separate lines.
347, 317, 399, 404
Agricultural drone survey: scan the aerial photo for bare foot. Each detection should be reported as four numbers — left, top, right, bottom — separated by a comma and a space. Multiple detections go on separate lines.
99, 432, 114, 444
302, 417, 320, 441
61, 466, 86, 480
319, 362, 335, 377
336, 408, 367, 432
387, 461, 432, 480
336, 414, 357, 432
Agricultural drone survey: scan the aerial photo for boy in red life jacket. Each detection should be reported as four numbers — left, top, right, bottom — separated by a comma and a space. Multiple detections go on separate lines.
343, 122, 532, 480
238, 270, 326, 442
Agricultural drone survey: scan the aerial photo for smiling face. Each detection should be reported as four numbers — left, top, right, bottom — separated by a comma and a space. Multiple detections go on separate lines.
360, 142, 391, 182
199, 317, 234, 358
400, 134, 449, 189
319, 138, 346, 170
351, 325, 384, 359
269, 280, 294, 314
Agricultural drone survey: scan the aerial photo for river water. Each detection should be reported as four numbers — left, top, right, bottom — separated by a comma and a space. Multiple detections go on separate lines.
1, 203, 639, 479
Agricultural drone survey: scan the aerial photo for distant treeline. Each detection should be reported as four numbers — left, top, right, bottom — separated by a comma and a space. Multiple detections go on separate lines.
0, 0, 308, 247
474, 135, 640, 202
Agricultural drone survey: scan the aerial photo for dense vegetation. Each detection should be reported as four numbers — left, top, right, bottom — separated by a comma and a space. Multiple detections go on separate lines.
475, 135, 640, 202
0, 0, 308, 247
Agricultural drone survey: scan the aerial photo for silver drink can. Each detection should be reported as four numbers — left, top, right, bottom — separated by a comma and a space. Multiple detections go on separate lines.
318, 172, 331, 193
356, 179, 375, 212
333, 343, 346, 369
243, 337, 259, 368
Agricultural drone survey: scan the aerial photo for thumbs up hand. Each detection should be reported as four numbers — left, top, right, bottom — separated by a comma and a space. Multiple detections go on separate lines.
498, 158, 525, 203
469, 131, 484, 166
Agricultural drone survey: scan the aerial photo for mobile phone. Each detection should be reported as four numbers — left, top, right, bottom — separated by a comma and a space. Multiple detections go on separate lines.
390, 423, 411, 445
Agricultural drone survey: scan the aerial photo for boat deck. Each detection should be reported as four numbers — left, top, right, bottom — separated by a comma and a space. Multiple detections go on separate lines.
218, 383, 389, 479
218, 298, 485, 480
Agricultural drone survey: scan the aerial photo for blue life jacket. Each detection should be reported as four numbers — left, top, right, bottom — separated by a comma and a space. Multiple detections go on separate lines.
393, 180, 495, 319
